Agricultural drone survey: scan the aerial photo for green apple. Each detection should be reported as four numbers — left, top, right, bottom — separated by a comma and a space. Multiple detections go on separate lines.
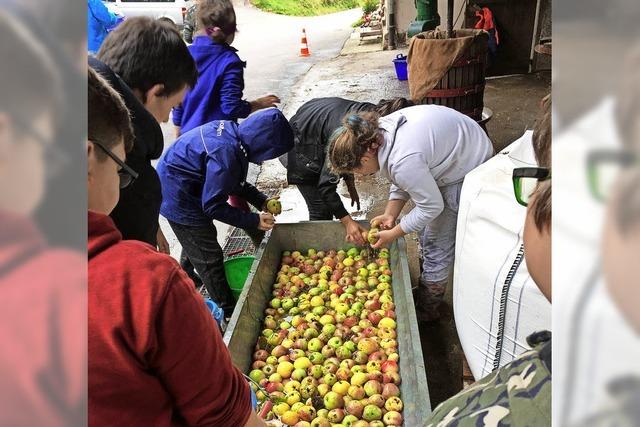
249, 369, 265, 383
308, 338, 323, 352
294, 357, 312, 370
323, 391, 344, 410
362, 404, 382, 421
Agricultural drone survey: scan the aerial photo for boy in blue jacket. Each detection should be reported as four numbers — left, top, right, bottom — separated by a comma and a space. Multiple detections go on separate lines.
157, 109, 294, 317
172, 0, 279, 137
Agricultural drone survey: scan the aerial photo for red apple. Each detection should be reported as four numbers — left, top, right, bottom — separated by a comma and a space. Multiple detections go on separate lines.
368, 371, 384, 383
265, 382, 279, 393
382, 383, 400, 398
381, 360, 398, 373
345, 400, 364, 418
368, 351, 387, 362
252, 360, 266, 370
364, 300, 381, 311
254, 349, 268, 361
367, 311, 383, 326
342, 316, 358, 328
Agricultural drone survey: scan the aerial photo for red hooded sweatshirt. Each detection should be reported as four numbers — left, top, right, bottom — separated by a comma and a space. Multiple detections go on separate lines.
88, 211, 251, 426
0, 213, 85, 425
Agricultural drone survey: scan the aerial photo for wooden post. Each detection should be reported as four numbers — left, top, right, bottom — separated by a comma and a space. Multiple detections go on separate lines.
447, 0, 454, 38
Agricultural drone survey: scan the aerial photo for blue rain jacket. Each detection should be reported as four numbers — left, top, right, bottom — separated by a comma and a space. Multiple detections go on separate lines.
172, 36, 252, 134
87, 0, 118, 53
158, 109, 294, 229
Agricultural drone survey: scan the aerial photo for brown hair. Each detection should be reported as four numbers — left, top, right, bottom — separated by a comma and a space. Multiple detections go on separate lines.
98, 17, 197, 99
329, 112, 380, 174
88, 67, 134, 158
198, 0, 237, 44
533, 94, 552, 168
374, 97, 413, 116
530, 94, 552, 232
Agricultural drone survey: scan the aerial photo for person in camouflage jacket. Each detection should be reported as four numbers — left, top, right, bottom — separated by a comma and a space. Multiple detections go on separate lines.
183, 1, 199, 43
425, 331, 551, 426
424, 95, 552, 427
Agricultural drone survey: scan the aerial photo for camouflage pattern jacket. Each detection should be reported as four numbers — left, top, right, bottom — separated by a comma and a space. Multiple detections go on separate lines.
183, 4, 197, 43
425, 331, 551, 426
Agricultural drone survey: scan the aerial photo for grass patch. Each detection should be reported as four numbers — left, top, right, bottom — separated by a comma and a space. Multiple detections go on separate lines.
251, 0, 361, 16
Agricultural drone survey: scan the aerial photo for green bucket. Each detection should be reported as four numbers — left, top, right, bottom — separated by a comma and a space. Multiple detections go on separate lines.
223, 256, 255, 300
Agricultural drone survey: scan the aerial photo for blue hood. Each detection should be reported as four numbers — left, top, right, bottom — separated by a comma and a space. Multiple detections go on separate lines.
238, 109, 294, 163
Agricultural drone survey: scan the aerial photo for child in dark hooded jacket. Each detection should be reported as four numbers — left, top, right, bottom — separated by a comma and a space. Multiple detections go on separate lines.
157, 108, 293, 316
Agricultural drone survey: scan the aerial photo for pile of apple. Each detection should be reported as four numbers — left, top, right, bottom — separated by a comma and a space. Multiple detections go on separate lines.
248, 247, 404, 427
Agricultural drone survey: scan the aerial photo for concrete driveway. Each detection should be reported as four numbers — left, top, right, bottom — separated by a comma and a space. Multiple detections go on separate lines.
158, 4, 361, 258
160, 4, 360, 144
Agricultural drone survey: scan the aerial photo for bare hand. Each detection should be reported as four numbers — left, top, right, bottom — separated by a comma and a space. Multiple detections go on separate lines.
174, 126, 181, 139
258, 212, 275, 231
344, 176, 361, 211
343, 218, 367, 246
370, 213, 396, 230
250, 95, 281, 112
370, 229, 400, 249
156, 227, 170, 254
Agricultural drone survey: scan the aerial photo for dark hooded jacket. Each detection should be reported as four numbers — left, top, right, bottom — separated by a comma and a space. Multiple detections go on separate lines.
89, 57, 165, 247
158, 109, 294, 229
285, 97, 376, 219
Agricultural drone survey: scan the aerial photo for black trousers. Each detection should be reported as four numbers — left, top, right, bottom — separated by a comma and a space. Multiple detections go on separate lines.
169, 220, 265, 317
297, 184, 334, 220
168, 220, 236, 317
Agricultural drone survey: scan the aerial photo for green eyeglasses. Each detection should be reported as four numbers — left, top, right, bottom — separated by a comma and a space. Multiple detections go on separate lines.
512, 167, 551, 207
587, 149, 636, 203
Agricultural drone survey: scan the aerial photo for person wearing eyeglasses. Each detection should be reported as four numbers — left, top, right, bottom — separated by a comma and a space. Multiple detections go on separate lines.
0, 12, 86, 425
328, 105, 494, 322
423, 95, 552, 427
88, 68, 266, 427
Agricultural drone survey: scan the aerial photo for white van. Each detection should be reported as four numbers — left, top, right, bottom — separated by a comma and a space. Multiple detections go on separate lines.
104, 0, 193, 29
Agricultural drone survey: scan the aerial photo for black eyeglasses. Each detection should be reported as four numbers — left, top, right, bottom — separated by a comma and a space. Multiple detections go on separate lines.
13, 117, 68, 179
91, 139, 139, 189
512, 167, 551, 206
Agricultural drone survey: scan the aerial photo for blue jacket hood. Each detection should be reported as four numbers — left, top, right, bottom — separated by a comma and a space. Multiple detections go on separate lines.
190, 36, 239, 70
238, 109, 294, 163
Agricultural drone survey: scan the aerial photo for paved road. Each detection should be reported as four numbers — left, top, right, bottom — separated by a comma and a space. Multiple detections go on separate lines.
159, 4, 360, 259
160, 4, 360, 143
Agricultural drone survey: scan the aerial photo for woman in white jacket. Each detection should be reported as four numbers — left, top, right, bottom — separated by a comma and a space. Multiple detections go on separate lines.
329, 105, 493, 321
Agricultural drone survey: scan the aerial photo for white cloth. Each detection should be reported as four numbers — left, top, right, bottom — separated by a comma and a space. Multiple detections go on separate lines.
552, 98, 640, 426
377, 105, 493, 234
453, 131, 551, 380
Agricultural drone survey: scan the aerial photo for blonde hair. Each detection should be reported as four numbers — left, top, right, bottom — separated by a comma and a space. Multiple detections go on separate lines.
329, 112, 380, 174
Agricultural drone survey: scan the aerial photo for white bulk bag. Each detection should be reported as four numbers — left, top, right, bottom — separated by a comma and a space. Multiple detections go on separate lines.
453, 131, 551, 380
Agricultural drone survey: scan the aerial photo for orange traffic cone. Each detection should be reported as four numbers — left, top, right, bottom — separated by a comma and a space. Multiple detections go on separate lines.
299, 28, 311, 57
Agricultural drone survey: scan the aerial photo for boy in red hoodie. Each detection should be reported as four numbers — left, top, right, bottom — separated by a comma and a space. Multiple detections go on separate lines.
87, 68, 263, 426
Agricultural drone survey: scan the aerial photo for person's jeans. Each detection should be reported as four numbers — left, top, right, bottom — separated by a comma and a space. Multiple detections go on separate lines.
416, 182, 463, 315
297, 184, 334, 220
168, 220, 236, 317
